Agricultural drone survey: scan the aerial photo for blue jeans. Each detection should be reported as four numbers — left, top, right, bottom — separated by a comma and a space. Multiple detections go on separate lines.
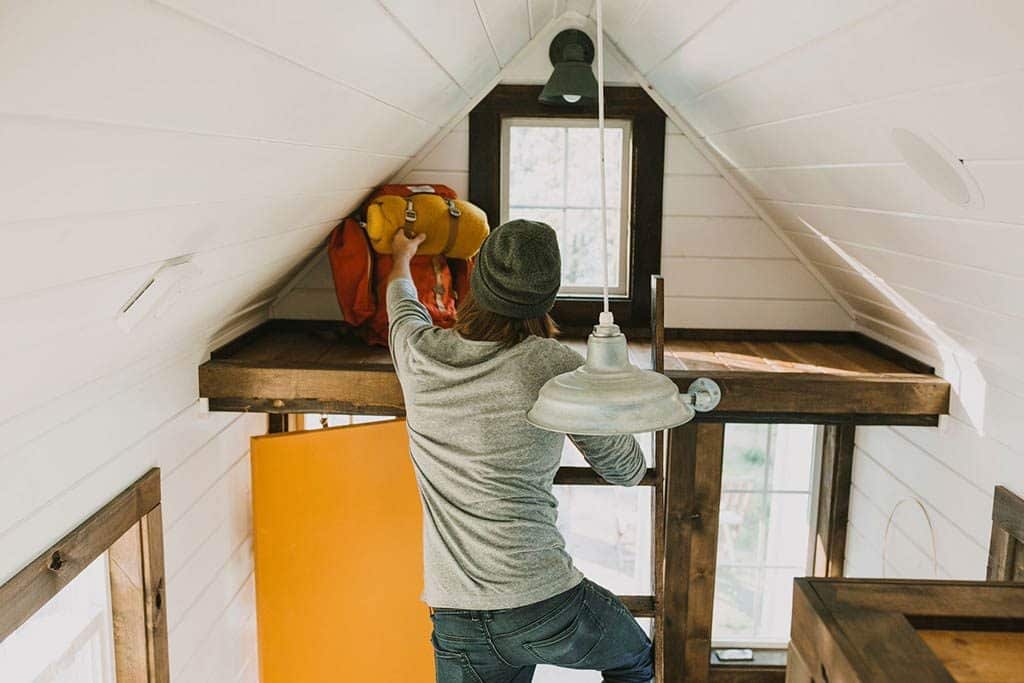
430, 579, 653, 683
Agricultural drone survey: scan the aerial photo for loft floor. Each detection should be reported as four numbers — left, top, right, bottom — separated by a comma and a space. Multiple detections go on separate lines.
199, 321, 949, 425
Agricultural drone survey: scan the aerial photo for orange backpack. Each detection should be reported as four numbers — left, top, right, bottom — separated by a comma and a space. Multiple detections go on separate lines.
327, 185, 476, 347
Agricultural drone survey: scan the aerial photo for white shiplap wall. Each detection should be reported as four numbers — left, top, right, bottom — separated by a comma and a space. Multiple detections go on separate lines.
1, 0, 540, 679
274, 14, 846, 329
601, 0, 1024, 579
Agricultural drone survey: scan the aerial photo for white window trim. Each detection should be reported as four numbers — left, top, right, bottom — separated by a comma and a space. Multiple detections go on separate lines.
500, 117, 632, 297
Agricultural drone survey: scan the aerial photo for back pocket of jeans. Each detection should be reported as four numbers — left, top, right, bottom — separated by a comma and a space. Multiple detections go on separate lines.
523, 604, 604, 667
434, 650, 483, 683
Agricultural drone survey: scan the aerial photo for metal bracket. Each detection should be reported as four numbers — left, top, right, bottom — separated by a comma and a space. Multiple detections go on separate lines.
686, 377, 721, 413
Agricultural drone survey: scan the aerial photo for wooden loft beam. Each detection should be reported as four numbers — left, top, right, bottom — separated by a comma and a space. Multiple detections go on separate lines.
198, 320, 950, 424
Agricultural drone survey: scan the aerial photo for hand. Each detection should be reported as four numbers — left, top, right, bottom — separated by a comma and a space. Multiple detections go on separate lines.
392, 230, 427, 262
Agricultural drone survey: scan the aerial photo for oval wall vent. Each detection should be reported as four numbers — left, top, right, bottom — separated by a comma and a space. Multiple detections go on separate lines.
891, 128, 983, 208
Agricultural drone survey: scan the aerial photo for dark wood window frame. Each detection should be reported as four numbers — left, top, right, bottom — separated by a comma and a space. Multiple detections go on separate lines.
469, 84, 666, 332
0, 469, 170, 682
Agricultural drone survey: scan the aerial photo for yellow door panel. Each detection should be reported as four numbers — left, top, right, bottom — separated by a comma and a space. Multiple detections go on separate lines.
251, 420, 433, 682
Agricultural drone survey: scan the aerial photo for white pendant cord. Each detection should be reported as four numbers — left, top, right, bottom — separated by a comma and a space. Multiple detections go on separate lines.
596, 0, 610, 319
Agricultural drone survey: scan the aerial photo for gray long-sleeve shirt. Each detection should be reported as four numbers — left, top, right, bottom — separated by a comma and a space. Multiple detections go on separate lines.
388, 278, 645, 610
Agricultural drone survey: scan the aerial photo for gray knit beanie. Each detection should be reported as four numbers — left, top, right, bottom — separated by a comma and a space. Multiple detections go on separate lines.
470, 219, 561, 319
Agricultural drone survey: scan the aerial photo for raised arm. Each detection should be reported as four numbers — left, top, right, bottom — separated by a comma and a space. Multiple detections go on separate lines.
568, 433, 646, 486
386, 231, 429, 352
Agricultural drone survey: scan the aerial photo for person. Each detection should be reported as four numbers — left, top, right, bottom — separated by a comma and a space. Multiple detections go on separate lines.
387, 219, 654, 683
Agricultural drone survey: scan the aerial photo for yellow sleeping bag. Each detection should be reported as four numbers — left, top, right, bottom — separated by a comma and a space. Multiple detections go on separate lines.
365, 194, 489, 259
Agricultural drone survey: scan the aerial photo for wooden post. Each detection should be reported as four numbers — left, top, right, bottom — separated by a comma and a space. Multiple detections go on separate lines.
650, 274, 665, 375
650, 274, 667, 682
109, 522, 148, 681
141, 504, 170, 683
815, 425, 855, 577
663, 422, 726, 683
267, 413, 289, 434
651, 274, 667, 679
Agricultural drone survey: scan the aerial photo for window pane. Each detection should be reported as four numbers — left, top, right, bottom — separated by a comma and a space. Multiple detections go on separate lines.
760, 568, 802, 641
763, 493, 811, 566
718, 492, 767, 566
721, 424, 769, 491
565, 127, 623, 207
768, 424, 816, 490
562, 208, 620, 288
508, 126, 566, 207
0, 553, 116, 682
554, 486, 652, 595
713, 424, 819, 648
713, 567, 759, 642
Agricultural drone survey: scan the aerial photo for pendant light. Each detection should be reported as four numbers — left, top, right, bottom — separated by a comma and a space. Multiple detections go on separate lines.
527, 0, 721, 435
538, 29, 599, 106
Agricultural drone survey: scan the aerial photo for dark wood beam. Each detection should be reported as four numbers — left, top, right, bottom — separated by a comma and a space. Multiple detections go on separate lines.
199, 321, 949, 423
815, 424, 855, 578
662, 422, 726, 683
554, 467, 656, 486
667, 371, 949, 417
709, 666, 786, 683
620, 595, 656, 619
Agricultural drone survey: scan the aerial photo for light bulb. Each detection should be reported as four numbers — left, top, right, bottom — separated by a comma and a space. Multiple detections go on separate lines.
562, 94, 582, 103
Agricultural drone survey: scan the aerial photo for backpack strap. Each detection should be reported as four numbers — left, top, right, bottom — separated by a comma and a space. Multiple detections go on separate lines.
442, 199, 461, 255
403, 198, 417, 237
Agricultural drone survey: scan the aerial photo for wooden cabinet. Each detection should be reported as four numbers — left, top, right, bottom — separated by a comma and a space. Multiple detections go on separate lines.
788, 578, 1024, 683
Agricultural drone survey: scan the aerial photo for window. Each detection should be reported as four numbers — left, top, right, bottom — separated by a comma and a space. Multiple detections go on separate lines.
712, 424, 821, 649
554, 485, 652, 595
469, 85, 665, 329
0, 469, 169, 683
0, 554, 116, 682
502, 119, 632, 296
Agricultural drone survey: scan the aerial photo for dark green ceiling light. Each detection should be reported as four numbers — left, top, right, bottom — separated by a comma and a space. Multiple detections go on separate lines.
538, 29, 598, 106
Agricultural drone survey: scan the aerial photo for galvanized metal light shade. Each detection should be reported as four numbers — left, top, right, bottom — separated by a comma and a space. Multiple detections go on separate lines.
528, 315, 722, 435
527, 320, 695, 435
538, 29, 598, 106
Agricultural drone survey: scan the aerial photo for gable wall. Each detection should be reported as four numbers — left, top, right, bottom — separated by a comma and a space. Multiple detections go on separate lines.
274, 15, 847, 329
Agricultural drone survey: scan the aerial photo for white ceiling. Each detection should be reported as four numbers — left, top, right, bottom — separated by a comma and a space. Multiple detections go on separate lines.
5, 0, 1024, 426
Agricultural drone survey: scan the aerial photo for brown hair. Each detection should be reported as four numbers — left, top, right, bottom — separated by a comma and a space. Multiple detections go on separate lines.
454, 290, 558, 347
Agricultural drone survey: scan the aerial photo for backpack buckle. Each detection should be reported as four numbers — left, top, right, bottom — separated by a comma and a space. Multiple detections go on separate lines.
446, 199, 461, 218
404, 199, 417, 223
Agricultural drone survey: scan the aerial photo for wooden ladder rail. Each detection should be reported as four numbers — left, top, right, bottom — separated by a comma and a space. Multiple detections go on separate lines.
651, 274, 668, 682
